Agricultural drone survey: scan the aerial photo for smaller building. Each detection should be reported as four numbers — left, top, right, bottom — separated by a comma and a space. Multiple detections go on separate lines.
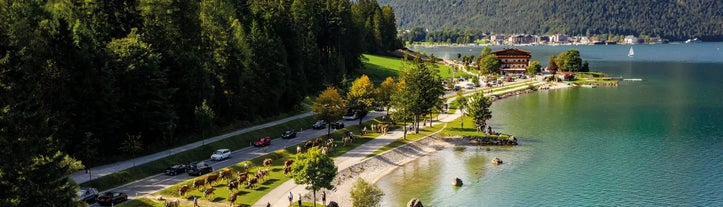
558, 72, 574, 81
551, 34, 569, 44
490, 35, 507, 45
624, 35, 638, 44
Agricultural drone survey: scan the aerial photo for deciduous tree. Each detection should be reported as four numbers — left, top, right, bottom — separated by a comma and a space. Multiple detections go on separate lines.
527, 60, 542, 75
347, 75, 376, 125
291, 147, 337, 207
465, 92, 493, 132
479, 54, 500, 75
350, 178, 384, 207
312, 87, 347, 136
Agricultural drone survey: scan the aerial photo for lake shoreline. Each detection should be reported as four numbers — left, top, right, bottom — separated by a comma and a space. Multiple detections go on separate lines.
326, 81, 567, 206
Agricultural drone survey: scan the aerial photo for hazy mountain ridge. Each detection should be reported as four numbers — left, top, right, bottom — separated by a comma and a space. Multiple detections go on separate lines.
378, 0, 723, 41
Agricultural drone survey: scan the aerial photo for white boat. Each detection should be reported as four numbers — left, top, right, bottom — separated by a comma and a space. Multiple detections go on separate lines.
685, 38, 701, 43
628, 47, 634, 57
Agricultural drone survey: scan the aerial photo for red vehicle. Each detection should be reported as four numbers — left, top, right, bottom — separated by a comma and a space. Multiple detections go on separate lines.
252, 136, 271, 147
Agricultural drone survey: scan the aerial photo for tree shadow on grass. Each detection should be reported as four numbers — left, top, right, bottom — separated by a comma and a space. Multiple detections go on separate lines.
255, 186, 269, 191
262, 178, 279, 185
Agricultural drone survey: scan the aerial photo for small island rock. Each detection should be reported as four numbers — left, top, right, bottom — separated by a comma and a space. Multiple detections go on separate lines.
492, 157, 503, 164
407, 198, 424, 207
452, 177, 463, 186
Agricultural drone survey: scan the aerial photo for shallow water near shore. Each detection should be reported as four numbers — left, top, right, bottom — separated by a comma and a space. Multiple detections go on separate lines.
376, 43, 723, 206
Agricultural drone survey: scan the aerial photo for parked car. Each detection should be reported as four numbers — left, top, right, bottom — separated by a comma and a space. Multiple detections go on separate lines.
465, 83, 475, 89
453, 85, 462, 91
76, 187, 98, 204
164, 164, 187, 176
210, 149, 231, 161
312, 120, 326, 129
187, 161, 213, 176
342, 111, 359, 120
331, 120, 345, 129
281, 129, 297, 139
96, 192, 127, 206
252, 136, 272, 147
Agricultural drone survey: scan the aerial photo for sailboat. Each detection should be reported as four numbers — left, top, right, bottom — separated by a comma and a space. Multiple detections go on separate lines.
628, 46, 634, 57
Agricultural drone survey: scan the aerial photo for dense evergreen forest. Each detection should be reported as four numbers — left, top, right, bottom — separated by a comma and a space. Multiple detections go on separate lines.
378, 0, 723, 41
0, 0, 400, 204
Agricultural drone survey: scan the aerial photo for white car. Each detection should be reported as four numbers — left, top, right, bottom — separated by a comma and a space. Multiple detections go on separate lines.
210, 149, 231, 161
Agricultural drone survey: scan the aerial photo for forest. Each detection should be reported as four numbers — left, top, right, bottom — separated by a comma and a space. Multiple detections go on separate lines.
0, 0, 400, 205
379, 0, 723, 41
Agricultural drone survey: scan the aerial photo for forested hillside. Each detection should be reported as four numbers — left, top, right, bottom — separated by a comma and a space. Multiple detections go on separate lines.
378, 0, 723, 41
0, 0, 399, 204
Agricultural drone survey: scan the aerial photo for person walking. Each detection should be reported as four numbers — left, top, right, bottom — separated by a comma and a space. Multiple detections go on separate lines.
193, 196, 199, 207
298, 193, 302, 207
288, 192, 293, 205
322, 191, 326, 206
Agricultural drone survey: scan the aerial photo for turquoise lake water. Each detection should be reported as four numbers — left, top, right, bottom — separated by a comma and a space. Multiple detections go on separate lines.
375, 43, 723, 206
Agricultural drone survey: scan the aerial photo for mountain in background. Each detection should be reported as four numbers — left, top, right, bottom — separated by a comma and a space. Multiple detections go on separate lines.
377, 0, 723, 41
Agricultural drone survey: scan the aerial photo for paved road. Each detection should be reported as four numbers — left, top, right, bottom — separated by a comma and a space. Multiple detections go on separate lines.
73, 112, 316, 184
85, 111, 385, 206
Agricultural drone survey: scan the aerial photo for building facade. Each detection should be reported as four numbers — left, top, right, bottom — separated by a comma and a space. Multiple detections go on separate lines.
491, 48, 532, 75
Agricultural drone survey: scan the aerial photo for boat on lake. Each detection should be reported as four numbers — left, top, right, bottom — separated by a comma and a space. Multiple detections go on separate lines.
685, 38, 701, 43
628, 47, 634, 57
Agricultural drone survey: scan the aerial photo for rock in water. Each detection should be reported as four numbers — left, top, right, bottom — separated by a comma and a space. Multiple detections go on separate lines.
407, 198, 424, 207
492, 157, 503, 164
452, 177, 463, 186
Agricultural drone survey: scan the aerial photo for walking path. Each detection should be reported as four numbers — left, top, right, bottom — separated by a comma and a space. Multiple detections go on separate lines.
254, 108, 462, 207
253, 78, 561, 206
71, 112, 314, 184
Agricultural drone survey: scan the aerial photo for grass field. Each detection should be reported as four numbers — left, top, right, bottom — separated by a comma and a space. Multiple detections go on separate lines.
361, 54, 470, 83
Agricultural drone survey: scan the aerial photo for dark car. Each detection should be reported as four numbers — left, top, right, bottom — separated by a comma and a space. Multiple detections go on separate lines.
253, 136, 272, 147
281, 129, 297, 139
76, 187, 98, 204
312, 120, 326, 129
96, 192, 127, 206
164, 164, 187, 176
331, 120, 345, 129
187, 161, 213, 176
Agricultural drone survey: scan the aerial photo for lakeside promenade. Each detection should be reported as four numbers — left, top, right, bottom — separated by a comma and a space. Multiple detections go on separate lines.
252, 80, 566, 207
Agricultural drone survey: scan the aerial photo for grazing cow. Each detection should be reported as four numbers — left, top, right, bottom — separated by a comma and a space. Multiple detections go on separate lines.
237, 171, 248, 183
205, 173, 219, 186
247, 177, 258, 189
219, 168, 233, 182
192, 178, 206, 190
262, 169, 269, 181
227, 180, 239, 192
178, 185, 189, 197
326, 139, 334, 149
284, 160, 294, 169
342, 136, 352, 146
263, 158, 273, 169
228, 193, 237, 207
203, 187, 215, 199
284, 165, 291, 175
321, 146, 328, 154
380, 124, 389, 134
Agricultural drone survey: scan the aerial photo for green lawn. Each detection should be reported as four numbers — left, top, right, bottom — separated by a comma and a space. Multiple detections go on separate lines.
361, 53, 469, 83
361, 54, 404, 84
